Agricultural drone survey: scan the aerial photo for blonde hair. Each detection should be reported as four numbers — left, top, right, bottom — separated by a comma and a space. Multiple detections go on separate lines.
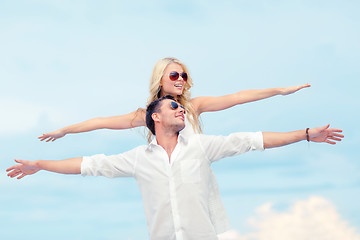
146, 57, 202, 142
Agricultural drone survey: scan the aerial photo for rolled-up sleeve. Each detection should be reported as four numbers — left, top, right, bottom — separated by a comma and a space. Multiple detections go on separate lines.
81, 147, 139, 178
198, 132, 264, 163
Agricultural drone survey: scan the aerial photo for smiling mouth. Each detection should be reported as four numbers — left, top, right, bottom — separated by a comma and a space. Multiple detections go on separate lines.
176, 115, 185, 120
174, 83, 183, 88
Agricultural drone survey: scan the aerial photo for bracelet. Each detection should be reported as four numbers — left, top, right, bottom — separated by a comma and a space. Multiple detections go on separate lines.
306, 128, 310, 142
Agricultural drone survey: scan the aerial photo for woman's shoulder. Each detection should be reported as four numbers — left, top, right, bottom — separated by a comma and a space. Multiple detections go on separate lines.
189, 97, 201, 110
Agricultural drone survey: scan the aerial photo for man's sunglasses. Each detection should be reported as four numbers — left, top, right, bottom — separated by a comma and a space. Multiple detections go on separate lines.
169, 71, 188, 81
170, 101, 186, 114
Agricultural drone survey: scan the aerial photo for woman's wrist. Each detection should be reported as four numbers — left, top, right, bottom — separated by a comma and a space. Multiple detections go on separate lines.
60, 127, 70, 135
278, 87, 287, 95
34, 160, 43, 171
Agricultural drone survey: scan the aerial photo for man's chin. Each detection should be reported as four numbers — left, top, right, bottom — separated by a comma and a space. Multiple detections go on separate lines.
176, 123, 185, 133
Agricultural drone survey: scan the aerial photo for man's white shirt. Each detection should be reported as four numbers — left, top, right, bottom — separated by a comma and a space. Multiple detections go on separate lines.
81, 132, 264, 240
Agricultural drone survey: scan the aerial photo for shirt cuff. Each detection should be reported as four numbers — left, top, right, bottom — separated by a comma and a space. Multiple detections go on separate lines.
80, 156, 91, 177
255, 131, 265, 151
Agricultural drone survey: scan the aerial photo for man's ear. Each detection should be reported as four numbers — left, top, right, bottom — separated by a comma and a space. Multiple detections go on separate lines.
152, 112, 160, 123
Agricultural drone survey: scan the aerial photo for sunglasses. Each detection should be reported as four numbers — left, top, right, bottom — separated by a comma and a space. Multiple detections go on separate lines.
170, 101, 186, 114
169, 71, 188, 81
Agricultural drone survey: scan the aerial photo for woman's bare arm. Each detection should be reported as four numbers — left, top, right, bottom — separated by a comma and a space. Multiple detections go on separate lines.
191, 84, 310, 114
38, 110, 146, 142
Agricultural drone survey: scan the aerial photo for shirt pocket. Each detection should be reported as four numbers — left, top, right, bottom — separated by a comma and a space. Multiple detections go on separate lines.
180, 159, 201, 183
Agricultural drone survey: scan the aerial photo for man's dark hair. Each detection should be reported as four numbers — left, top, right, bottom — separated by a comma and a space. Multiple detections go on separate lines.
146, 95, 176, 135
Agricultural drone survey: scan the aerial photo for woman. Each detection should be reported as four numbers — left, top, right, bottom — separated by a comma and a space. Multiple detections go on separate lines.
38, 57, 310, 142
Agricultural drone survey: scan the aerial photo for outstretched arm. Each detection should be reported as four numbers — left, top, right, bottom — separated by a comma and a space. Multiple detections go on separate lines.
191, 84, 310, 114
38, 109, 146, 142
6, 157, 82, 179
263, 124, 344, 149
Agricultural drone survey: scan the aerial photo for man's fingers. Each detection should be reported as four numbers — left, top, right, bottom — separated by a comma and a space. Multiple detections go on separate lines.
329, 132, 344, 139
6, 163, 21, 172
6, 166, 15, 172
15, 159, 24, 164
7, 159, 25, 172
328, 128, 343, 133
328, 136, 342, 142
322, 124, 330, 130
325, 140, 336, 145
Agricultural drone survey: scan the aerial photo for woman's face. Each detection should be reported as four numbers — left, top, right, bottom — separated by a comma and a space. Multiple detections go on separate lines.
159, 63, 187, 97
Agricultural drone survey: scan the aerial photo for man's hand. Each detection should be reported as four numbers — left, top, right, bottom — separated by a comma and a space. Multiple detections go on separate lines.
6, 159, 41, 179
309, 124, 344, 144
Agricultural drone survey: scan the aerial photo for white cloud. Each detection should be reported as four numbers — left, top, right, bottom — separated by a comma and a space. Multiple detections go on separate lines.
236, 196, 360, 240
218, 230, 242, 240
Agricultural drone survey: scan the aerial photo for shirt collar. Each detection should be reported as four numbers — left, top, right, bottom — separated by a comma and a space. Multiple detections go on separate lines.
146, 132, 188, 151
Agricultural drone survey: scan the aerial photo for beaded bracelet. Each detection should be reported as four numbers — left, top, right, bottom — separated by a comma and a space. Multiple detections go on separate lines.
306, 128, 310, 142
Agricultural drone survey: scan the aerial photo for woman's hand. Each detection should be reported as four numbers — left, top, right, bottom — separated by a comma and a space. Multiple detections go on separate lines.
38, 129, 66, 142
280, 83, 311, 95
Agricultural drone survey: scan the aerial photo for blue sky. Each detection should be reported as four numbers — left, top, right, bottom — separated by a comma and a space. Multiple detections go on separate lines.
1, 1, 359, 239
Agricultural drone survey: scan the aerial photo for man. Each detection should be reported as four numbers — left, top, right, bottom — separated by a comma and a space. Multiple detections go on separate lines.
7, 95, 344, 240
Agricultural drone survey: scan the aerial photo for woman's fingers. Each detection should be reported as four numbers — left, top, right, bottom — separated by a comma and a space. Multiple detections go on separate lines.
17, 173, 27, 179
7, 170, 21, 178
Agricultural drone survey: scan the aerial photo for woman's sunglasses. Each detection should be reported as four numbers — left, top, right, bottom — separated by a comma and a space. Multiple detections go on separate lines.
170, 101, 186, 114
169, 71, 188, 81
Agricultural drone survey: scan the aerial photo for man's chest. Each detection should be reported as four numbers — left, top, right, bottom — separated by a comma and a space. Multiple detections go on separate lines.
135, 145, 211, 185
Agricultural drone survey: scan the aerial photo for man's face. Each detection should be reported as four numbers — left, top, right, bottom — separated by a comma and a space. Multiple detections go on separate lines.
155, 99, 185, 133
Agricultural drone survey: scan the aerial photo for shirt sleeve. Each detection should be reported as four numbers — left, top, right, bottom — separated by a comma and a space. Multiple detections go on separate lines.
81, 147, 140, 178
198, 132, 264, 163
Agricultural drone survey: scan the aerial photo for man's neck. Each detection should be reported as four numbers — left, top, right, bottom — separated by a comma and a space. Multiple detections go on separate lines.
155, 130, 179, 161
